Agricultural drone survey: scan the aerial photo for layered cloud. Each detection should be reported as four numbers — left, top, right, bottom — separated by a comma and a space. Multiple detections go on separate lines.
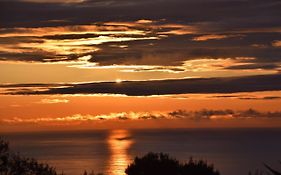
1, 74, 281, 96
1, 109, 281, 126
1, 21, 281, 71
1, 0, 281, 74
1, 0, 281, 98
20, 0, 86, 3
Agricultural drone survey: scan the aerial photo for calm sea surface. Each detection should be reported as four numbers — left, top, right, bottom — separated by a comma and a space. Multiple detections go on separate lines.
2, 128, 281, 175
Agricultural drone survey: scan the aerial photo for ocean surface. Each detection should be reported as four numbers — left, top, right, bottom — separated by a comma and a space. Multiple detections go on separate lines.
2, 128, 281, 175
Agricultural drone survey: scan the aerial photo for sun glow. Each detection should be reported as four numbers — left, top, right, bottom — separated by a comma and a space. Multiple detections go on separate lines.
116, 79, 123, 83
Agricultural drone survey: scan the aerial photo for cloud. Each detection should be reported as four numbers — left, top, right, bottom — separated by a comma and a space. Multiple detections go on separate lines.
177, 108, 281, 120
1, 0, 281, 77
0, 83, 69, 94
225, 63, 281, 70
71, 57, 243, 73
1, 19, 281, 73
239, 96, 281, 100
0, 112, 167, 124
272, 40, 281, 47
81, 32, 281, 68
38, 98, 69, 104
2, 109, 281, 126
2, 74, 281, 96
20, 0, 86, 3
192, 34, 238, 41
1, 21, 195, 64
211, 95, 281, 101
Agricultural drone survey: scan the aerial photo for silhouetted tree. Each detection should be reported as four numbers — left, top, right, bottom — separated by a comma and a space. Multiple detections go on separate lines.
125, 152, 220, 175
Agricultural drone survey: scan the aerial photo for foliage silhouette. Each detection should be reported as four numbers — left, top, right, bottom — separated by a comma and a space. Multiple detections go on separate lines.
264, 163, 281, 175
248, 170, 266, 175
125, 152, 220, 175
0, 138, 105, 175
0, 138, 58, 175
83, 170, 103, 175
248, 163, 281, 175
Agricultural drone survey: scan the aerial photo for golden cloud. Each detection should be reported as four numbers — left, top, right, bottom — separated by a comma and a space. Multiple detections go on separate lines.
38, 98, 69, 104
192, 34, 230, 41
272, 40, 281, 47
2, 109, 281, 126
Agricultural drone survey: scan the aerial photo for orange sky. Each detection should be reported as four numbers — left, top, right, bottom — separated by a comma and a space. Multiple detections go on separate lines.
1, 92, 281, 132
1, 1, 281, 131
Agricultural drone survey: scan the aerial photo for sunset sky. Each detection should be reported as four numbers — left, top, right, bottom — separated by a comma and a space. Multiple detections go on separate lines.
1, 0, 281, 131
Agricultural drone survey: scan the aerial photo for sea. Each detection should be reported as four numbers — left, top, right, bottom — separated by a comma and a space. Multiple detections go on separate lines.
2, 128, 281, 175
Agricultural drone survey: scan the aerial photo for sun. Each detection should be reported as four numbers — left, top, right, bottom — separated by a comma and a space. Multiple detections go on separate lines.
115, 78, 122, 83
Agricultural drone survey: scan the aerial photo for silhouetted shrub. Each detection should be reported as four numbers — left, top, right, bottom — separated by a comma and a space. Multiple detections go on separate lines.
264, 163, 281, 175
125, 152, 220, 175
248, 169, 265, 175
0, 138, 58, 175
248, 163, 281, 175
83, 170, 103, 175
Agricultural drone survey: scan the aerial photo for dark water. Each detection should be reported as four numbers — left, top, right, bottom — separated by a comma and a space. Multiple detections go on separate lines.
2, 128, 281, 175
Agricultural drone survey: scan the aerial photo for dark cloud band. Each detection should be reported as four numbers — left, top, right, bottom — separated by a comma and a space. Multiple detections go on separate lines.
2, 74, 281, 96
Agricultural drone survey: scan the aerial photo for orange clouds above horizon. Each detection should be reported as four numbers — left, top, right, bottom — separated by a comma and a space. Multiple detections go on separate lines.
1, 0, 281, 131
1, 92, 281, 132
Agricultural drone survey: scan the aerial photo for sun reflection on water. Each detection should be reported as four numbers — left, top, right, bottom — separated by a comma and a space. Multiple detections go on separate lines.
107, 130, 133, 175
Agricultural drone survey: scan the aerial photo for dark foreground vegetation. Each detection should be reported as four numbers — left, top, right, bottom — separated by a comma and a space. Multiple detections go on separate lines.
1, 138, 280, 175
0, 139, 58, 175
125, 152, 219, 175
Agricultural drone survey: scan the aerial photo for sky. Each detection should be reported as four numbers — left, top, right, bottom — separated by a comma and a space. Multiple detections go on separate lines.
1, 0, 281, 131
